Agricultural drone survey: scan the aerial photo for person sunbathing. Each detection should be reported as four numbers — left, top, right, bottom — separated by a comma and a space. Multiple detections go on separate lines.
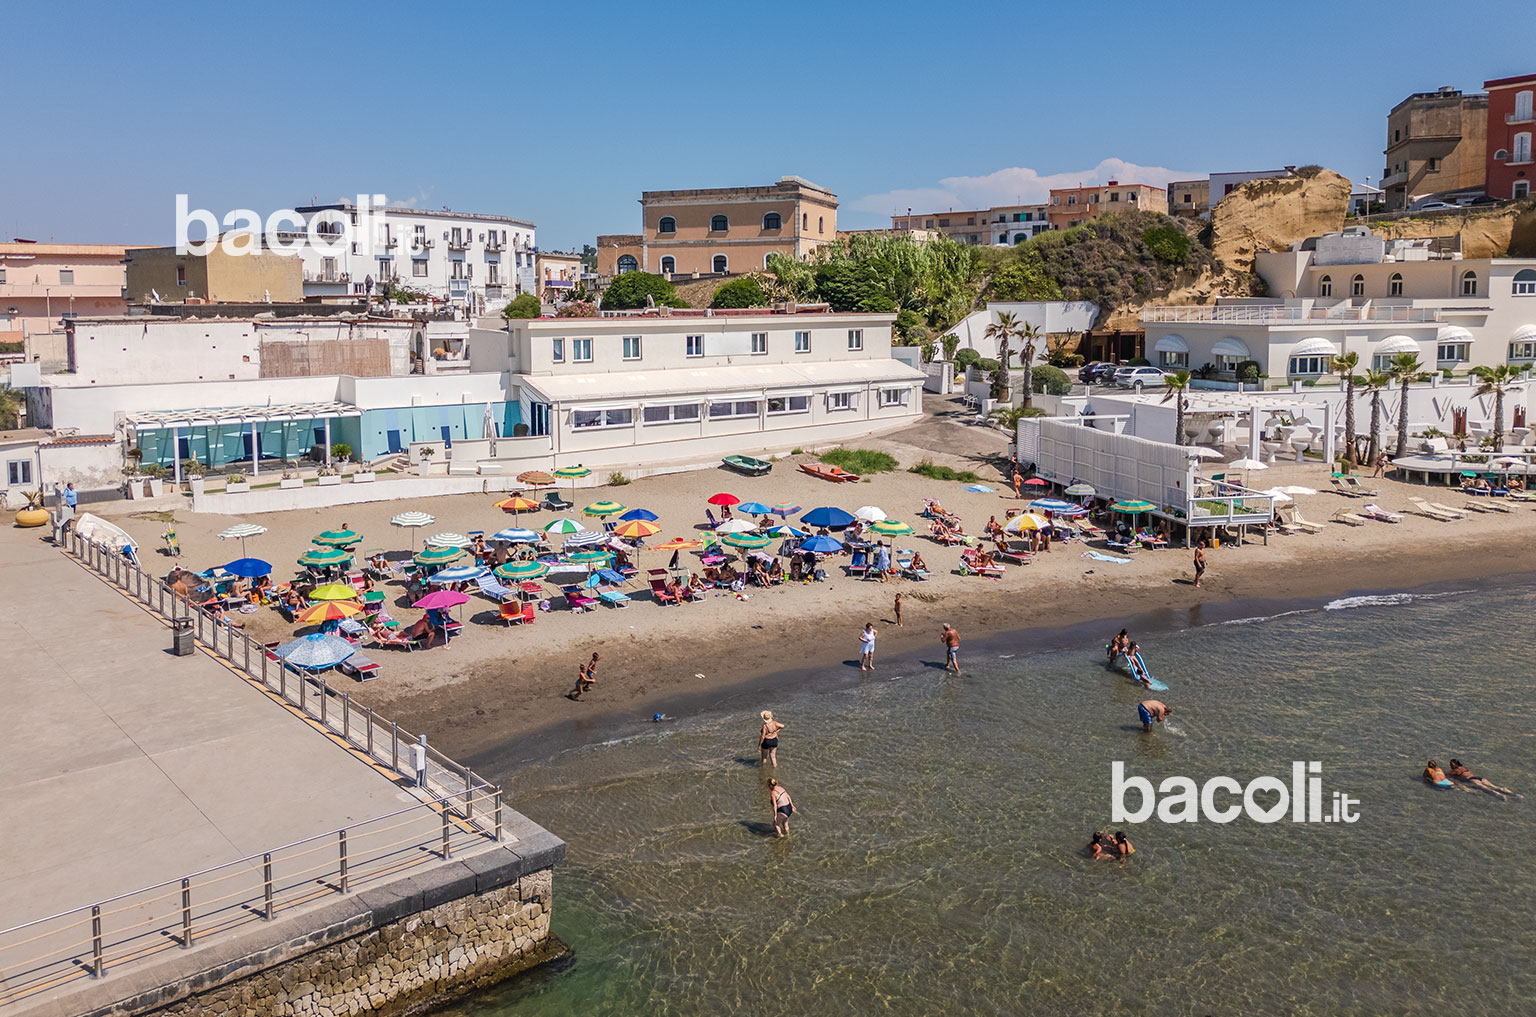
703, 565, 722, 584
752, 560, 771, 585
369, 620, 412, 648
368, 552, 390, 572
1508, 477, 1526, 493
974, 550, 995, 569
687, 573, 707, 597
404, 614, 438, 648
910, 551, 928, 573
717, 563, 741, 585
1449, 759, 1517, 798
768, 560, 784, 582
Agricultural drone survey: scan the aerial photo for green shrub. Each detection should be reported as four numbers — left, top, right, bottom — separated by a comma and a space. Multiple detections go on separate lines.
953, 348, 982, 369
1235, 360, 1261, 384
500, 293, 543, 319
1141, 223, 1192, 263
820, 448, 898, 474
601, 272, 687, 311
710, 276, 768, 309
976, 358, 1000, 375
1128, 357, 1151, 367
908, 459, 980, 483
608, 471, 632, 486
139, 463, 168, 479
1020, 406, 1047, 418
1032, 364, 1072, 395
1301, 379, 1317, 387
791, 448, 805, 455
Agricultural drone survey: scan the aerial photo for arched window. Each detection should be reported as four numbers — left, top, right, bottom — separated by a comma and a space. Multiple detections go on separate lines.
762, 212, 782, 230
710, 215, 729, 232
1351, 274, 1365, 297
660, 256, 675, 274
1389, 272, 1404, 297
1514, 269, 1536, 296
818, 216, 824, 233
658, 216, 676, 234
712, 254, 728, 273
764, 253, 775, 268
1495, 149, 1509, 162
1462, 270, 1478, 296
1319, 274, 1332, 297
616, 254, 638, 274
1013, 234, 1028, 245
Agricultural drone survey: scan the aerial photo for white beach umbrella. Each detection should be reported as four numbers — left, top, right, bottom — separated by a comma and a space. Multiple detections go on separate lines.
714, 518, 755, 534
1227, 457, 1268, 470
853, 506, 887, 522
1276, 485, 1317, 496
426, 532, 472, 548
1189, 447, 1224, 459
217, 522, 268, 557
1259, 488, 1293, 503
390, 511, 435, 551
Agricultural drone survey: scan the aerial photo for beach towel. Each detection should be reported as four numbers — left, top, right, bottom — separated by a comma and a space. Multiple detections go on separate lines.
1082, 551, 1132, 564
963, 484, 994, 493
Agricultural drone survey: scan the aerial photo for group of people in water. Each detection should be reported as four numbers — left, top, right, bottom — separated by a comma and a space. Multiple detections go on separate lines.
758, 711, 795, 837
1423, 758, 1519, 799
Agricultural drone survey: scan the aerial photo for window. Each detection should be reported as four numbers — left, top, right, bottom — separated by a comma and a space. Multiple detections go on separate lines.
1513, 269, 1536, 295
1516, 90, 1534, 122
643, 403, 700, 423
794, 331, 810, 353
413, 260, 428, 278
750, 332, 767, 354
1109, 191, 1119, 202
710, 215, 729, 232
551, 338, 565, 363
709, 400, 759, 419
377, 257, 393, 281
572, 407, 634, 429
818, 216, 824, 233
1288, 355, 1329, 376
486, 263, 500, 285
966, 216, 976, 225
1462, 271, 1478, 296
658, 216, 676, 233
1352, 274, 1365, 297
0, 268, 5, 284
573, 338, 593, 362
176, 265, 187, 286
879, 388, 911, 407
939, 218, 950, 227
712, 255, 728, 273
847, 329, 863, 350
1394, 128, 1401, 143
1066, 195, 1077, 206
685, 334, 704, 358
450, 260, 466, 280
1128, 192, 1139, 202
924, 219, 934, 227
1159, 350, 1189, 368
767, 395, 809, 414
1514, 133, 1533, 164
1427, 158, 1440, 172
1089, 195, 1099, 204
1319, 275, 1332, 297
1438, 342, 1469, 363
1216, 355, 1244, 372
763, 212, 782, 230
1183, 193, 1193, 203
616, 254, 638, 274
660, 256, 675, 274
1509, 341, 1536, 361
829, 391, 853, 411
6, 459, 32, 486
804, 214, 810, 230
59, 269, 74, 285
622, 336, 642, 360
1389, 273, 1403, 297
1517, 182, 1531, 200
1496, 149, 1509, 161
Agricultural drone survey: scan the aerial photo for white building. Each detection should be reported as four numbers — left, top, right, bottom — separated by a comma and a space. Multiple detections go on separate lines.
944, 302, 1101, 362
287, 202, 536, 314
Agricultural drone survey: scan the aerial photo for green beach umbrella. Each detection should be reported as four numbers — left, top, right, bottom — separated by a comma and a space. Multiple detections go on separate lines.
1111, 500, 1156, 513
298, 547, 351, 568
495, 560, 549, 581
583, 500, 626, 517
554, 465, 592, 492
723, 533, 772, 549
870, 519, 915, 536
414, 546, 465, 568
543, 517, 586, 535
313, 528, 362, 547
566, 550, 611, 565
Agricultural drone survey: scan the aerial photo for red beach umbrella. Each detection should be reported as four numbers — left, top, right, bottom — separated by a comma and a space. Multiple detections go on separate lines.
707, 493, 741, 507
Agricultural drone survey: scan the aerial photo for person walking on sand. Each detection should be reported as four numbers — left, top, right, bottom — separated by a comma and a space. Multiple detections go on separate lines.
1138, 699, 1170, 733
894, 592, 904, 628
941, 623, 961, 675
569, 652, 599, 700
1192, 541, 1207, 588
1011, 468, 1024, 499
769, 778, 795, 837
860, 622, 878, 672
758, 710, 786, 767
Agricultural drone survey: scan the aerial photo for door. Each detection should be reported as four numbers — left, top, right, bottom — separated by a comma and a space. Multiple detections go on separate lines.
529, 402, 550, 437
386, 429, 404, 454
440, 425, 453, 449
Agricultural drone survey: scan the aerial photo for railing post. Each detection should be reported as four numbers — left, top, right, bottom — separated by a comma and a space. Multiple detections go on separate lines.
243, 634, 251, 673
263, 853, 274, 919
319, 677, 328, 725
180, 878, 193, 947
261, 646, 269, 687
338, 830, 349, 893
464, 766, 473, 820
342, 692, 350, 741
91, 904, 104, 977
280, 662, 288, 699
299, 670, 306, 710
494, 789, 503, 842
366, 707, 374, 756
391, 722, 399, 772
441, 807, 452, 859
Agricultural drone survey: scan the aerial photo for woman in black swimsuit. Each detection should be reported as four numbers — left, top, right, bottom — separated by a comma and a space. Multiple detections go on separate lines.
759, 710, 786, 767
769, 778, 795, 837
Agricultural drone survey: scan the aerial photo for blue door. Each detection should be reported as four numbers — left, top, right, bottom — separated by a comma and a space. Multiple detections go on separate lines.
386, 429, 404, 454
441, 425, 453, 449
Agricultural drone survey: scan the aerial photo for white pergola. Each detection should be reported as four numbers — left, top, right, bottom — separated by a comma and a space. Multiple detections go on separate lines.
125, 401, 362, 486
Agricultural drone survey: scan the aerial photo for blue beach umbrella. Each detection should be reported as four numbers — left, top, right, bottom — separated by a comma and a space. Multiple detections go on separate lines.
491, 528, 541, 543
801, 506, 856, 529
619, 508, 659, 522
223, 557, 272, 578
273, 633, 356, 670
1029, 498, 1079, 513
769, 524, 807, 538
429, 564, 489, 584
800, 534, 844, 554
736, 501, 773, 516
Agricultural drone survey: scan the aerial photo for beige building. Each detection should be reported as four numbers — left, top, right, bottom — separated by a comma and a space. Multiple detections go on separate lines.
0, 243, 147, 360
1382, 85, 1488, 210
1048, 183, 1167, 228
535, 251, 583, 300
1166, 179, 1210, 217
888, 209, 991, 245
597, 177, 838, 279
123, 235, 302, 305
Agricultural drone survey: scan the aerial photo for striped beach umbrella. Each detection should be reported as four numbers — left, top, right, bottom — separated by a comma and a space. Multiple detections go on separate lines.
298, 547, 351, 568
390, 511, 435, 551
428, 564, 489, 584
313, 528, 362, 547
274, 633, 355, 670
217, 522, 268, 557
491, 527, 541, 543
295, 600, 363, 625
554, 465, 591, 492
308, 583, 359, 601
543, 517, 586, 535
770, 503, 801, 517
1111, 500, 1156, 514
583, 500, 626, 517
517, 470, 556, 487
612, 519, 661, 540
562, 530, 608, 548
870, 519, 915, 536
768, 524, 807, 538
426, 532, 472, 548
724, 533, 772, 549
565, 550, 611, 565
1064, 484, 1096, 497
414, 546, 465, 568
1003, 513, 1049, 533
495, 560, 549, 581
494, 495, 540, 517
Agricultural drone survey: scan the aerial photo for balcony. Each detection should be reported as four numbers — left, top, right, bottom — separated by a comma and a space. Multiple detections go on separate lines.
1507, 112, 1534, 124
1141, 304, 1441, 324
485, 239, 503, 252
302, 270, 351, 284
384, 237, 398, 249
446, 236, 470, 252
1380, 170, 1408, 189
412, 237, 435, 251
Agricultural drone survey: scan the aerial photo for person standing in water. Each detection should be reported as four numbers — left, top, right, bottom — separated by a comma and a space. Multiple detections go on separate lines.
1138, 699, 1170, 733
860, 622, 878, 672
1108, 628, 1129, 662
769, 778, 795, 837
569, 652, 599, 700
1112, 831, 1135, 859
758, 710, 786, 767
941, 623, 961, 675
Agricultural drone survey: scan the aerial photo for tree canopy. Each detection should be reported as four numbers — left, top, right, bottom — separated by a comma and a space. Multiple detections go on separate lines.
500, 293, 542, 319
710, 276, 768, 309
601, 272, 687, 311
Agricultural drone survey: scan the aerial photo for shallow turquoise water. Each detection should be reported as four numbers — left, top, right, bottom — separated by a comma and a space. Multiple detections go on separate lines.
445, 587, 1536, 1016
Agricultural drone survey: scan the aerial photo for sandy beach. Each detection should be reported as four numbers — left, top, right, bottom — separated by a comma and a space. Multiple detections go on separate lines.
76, 398, 1536, 764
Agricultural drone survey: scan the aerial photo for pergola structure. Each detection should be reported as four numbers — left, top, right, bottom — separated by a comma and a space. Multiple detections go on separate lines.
125, 401, 362, 486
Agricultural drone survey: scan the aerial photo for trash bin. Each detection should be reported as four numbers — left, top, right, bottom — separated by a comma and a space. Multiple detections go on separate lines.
171, 618, 195, 656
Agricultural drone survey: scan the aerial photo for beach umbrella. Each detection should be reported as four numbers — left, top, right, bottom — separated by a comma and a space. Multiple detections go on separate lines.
414, 546, 464, 568
583, 500, 626, 517
800, 534, 843, 554
274, 632, 355, 670
714, 518, 755, 534
543, 517, 586, 535
613, 519, 661, 540
724, 533, 772, 549
217, 522, 268, 557
768, 525, 807, 538
426, 532, 472, 549
769, 502, 801, 517
565, 550, 611, 566
1190, 447, 1224, 459
553, 465, 591, 486
1064, 483, 1096, 497
518, 471, 556, 487
309, 583, 359, 601
853, 505, 887, 522
562, 529, 608, 548
222, 557, 271, 578
313, 527, 362, 548
429, 564, 488, 584
495, 560, 549, 581
1110, 500, 1157, 513
801, 506, 856, 529
296, 600, 363, 625
1228, 457, 1268, 470
652, 537, 702, 551
1030, 498, 1078, 513
494, 495, 540, 518
390, 511, 435, 551
1023, 478, 1047, 487
413, 589, 470, 610
736, 501, 773, 516
619, 508, 659, 522
1275, 485, 1317, 496
870, 519, 915, 536
298, 547, 351, 569
1003, 513, 1049, 532
491, 527, 541, 543
707, 492, 740, 507
1259, 488, 1294, 504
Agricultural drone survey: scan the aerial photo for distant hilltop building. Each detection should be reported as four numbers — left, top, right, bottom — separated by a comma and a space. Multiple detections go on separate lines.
890, 183, 1169, 244
1167, 170, 1297, 218
0, 241, 150, 363
597, 176, 838, 279
1381, 85, 1488, 210
1047, 182, 1167, 229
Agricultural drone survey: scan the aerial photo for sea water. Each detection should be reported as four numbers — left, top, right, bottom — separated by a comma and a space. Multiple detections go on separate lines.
445, 583, 1536, 1016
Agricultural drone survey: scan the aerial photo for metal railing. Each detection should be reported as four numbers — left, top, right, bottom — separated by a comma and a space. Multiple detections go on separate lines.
1142, 304, 1441, 324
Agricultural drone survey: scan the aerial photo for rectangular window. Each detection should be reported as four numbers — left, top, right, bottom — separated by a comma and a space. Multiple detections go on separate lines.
378, 258, 392, 281
0, 268, 5, 284
709, 400, 759, 419
829, 391, 853, 410
486, 263, 500, 285
1159, 351, 1189, 368
938, 219, 949, 227
622, 336, 642, 361
1288, 356, 1328, 376
1109, 192, 1119, 202
59, 269, 75, 285
794, 331, 811, 353
847, 329, 863, 351
551, 338, 565, 363
412, 260, 427, 278
685, 334, 704, 357
450, 261, 466, 280
767, 395, 809, 414
1427, 158, 1440, 172
644, 403, 701, 423
1437, 342, 1469, 363
572, 408, 634, 429
6, 459, 32, 486
176, 265, 187, 286
1509, 342, 1536, 361
1216, 355, 1243, 372
572, 338, 593, 362
879, 388, 910, 407
750, 332, 767, 354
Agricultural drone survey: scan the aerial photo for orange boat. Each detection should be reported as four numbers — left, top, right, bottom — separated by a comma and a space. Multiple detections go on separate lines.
800, 463, 861, 483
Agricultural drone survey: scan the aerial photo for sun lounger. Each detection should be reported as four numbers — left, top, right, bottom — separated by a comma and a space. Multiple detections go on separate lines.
1329, 477, 1361, 497
1342, 477, 1379, 497
958, 551, 1004, 579
1360, 504, 1403, 523
518, 581, 545, 601
598, 589, 630, 608
994, 547, 1033, 565
474, 573, 518, 603
649, 576, 679, 605
1479, 499, 1513, 513
339, 654, 380, 681
1426, 500, 1471, 518
543, 491, 573, 511
1288, 509, 1326, 533
1407, 498, 1460, 521
561, 586, 598, 612
499, 602, 535, 626
1331, 509, 1369, 526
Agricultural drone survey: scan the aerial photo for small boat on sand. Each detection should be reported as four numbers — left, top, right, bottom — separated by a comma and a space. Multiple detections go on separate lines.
800, 463, 861, 483
722, 454, 772, 476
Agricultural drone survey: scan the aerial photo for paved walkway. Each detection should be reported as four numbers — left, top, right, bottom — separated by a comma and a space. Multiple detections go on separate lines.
0, 530, 420, 930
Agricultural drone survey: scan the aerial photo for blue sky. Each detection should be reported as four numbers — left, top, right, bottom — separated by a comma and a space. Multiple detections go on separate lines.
4, 0, 1531, 251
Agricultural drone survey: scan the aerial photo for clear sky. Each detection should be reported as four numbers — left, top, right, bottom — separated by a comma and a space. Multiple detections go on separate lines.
4, 0, 1532, 251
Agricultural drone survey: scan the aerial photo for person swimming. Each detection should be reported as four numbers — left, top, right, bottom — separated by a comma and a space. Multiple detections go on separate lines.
1112, 831, 1135, 859
1127, 643, 1153, 688
1449, 759, 1518, 798
1423, 759, 1473, 792
1087, 831, 1113, 860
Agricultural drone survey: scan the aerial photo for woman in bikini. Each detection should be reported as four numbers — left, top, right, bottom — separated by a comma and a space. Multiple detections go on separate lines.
1087, 831, 1113, 860
758, 710, 786, 767
1423, 759, 1474, 792
769, 778, 795, 837
1449, 759, 1517, 798
1112, 831, 1135, 859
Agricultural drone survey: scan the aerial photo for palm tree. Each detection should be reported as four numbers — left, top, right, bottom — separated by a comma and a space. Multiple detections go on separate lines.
1361, 370, 1391, 464
1386, 353, 1426, 456
1160, 370, 1193, 445
1017, 321, 1043, 409
1470, 363, 1521, 450
984, 312, 1021, 403
1330, 352, 1360, 465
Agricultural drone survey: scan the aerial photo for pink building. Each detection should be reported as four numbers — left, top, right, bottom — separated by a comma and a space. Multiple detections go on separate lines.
0, 242, 148, 363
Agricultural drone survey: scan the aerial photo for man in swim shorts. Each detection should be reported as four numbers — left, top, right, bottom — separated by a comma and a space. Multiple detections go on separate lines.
941, 623, 961, 675
1138, 699, 1170, 733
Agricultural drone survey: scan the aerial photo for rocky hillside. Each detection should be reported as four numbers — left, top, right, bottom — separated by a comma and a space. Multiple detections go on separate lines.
1208, 167, 1352, 271
1363, 202, 1536, 258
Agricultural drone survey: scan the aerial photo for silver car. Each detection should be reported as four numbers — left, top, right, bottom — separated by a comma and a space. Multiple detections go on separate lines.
1113, 366, 1170, 390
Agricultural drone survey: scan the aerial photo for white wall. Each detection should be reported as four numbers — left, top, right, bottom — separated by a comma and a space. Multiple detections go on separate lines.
946, 302, 1100, 360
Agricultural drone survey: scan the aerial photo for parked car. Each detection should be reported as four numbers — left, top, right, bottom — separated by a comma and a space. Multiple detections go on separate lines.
1466, 195, 1500, 206
1113, 366, 1170, 390
1410, 201, 1459, 213
1078, 361, 1117, 384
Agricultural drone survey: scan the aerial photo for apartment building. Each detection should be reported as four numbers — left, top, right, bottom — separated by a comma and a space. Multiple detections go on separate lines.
535, 251, 583, 300
124, 234, 302, 304
1047, 182, 1167, 228
1381, 86, 1488, 210
888, 209, 990, 245
597, 177, 838, 278
1166, 179, 1210, 217
0, 242, 147, 361
986, 204, 1053, 244
1484, 72, 1536, 201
